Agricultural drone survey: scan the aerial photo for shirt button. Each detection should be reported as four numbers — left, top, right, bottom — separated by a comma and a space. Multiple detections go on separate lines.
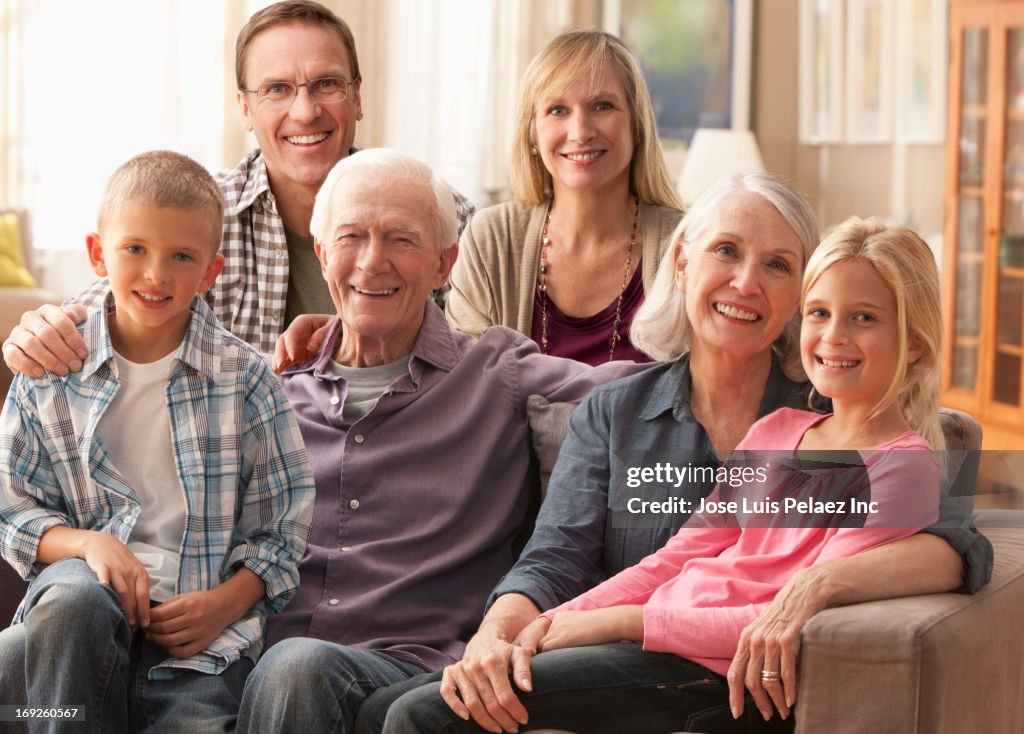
276, 249, 285, 258
330, 396, 340, 405
89, 405, 98, 414
353, 434, 365, 444
327, 598, 340, 606
349, 499, 360, 510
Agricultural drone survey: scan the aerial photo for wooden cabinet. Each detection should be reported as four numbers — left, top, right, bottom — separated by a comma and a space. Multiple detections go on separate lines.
944, 1, 1024, 427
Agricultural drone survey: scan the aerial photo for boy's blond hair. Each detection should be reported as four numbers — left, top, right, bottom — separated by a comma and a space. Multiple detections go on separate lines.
97, 150, 224, 253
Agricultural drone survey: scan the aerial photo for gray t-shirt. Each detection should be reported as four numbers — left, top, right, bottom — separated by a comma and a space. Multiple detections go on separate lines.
329, 357, 407, 424
284, 228, 336, 327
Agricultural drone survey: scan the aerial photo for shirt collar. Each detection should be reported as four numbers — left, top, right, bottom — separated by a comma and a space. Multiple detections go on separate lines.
81, 290, 223, 384
286, 299, 459, 381
231, 145, 364, 215
639, 354, 693, 421
638, 352, 806, 423
231, 150, 273, 215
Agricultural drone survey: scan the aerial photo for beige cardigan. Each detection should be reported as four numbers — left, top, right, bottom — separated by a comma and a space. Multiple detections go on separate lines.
446, 200, 683, 338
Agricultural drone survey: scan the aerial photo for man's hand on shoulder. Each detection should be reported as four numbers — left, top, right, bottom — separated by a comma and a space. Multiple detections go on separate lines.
272, 313, 333, 373
3, 304, 88, 377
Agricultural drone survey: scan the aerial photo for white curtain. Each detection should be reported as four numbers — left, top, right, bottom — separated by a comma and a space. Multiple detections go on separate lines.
3, 0, 601, 252
365, 0, 599, 208
0, 0, 26, 205
3, 0, 227, 250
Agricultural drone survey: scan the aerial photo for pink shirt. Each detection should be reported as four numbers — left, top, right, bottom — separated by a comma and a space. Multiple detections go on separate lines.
545, 408, 940, 675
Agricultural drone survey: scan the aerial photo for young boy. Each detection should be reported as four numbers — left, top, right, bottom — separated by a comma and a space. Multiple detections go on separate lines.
0, 151, 315, 732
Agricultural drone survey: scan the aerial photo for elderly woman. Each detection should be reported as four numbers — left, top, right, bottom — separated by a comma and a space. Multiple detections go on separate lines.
375, 174, 992, 733
448, 30, 683, 365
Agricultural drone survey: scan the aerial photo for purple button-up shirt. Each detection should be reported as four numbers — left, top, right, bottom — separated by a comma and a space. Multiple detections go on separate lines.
266, 302, 641, 671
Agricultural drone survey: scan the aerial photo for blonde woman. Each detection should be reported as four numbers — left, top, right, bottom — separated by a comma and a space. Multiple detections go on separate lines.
447, 30, 684, 365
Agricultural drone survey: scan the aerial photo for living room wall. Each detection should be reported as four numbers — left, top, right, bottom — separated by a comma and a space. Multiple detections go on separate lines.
754, 0, 947, 239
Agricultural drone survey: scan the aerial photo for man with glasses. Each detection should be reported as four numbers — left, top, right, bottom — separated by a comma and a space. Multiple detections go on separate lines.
2, 0, 472, 366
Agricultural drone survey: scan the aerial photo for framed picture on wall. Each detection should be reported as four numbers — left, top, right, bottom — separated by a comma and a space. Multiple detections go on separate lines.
799, 0, 844, 144
846, 0, 894, 143
897, 0, 947, 143
605, 0, 754, 147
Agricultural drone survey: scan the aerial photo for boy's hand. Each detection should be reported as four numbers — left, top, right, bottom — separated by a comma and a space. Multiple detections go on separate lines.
147, 569, 265, 659
3, 304, 89, 377
80, 531, 151, 629
147, 589, 232, 659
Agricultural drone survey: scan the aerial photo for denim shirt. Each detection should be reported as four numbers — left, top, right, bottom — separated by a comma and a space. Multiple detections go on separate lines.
492, 354, 994, 612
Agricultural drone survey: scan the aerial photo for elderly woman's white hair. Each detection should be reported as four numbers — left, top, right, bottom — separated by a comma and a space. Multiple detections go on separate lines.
630, 172, 819, 380
310, 148, 459, 251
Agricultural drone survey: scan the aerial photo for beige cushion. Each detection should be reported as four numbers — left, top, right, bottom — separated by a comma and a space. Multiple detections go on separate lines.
525, 395, 579, 499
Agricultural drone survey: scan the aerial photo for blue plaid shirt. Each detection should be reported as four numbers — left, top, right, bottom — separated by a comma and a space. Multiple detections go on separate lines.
0, 292, 315, 678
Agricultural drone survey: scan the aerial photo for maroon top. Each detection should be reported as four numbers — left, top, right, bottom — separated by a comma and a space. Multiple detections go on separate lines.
531, 262, 651, 366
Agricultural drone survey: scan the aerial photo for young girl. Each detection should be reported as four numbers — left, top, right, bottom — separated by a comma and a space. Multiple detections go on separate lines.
527, 216, 945, 731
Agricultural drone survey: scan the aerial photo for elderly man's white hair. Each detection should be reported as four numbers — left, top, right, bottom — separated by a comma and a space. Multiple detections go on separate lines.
310, 148, 459, 252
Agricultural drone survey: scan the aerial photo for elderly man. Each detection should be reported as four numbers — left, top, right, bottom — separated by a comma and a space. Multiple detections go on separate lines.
2, 0, 472, 365
232, 148, 638, 734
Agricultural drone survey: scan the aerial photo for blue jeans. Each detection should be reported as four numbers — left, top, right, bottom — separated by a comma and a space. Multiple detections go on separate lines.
379, 642, 795, 734
0, 558, 251, 733
236, 637, 427, 734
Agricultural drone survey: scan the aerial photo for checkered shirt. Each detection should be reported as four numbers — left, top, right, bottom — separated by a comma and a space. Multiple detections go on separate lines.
75, 148, 475, 353
0, 292, 315, 678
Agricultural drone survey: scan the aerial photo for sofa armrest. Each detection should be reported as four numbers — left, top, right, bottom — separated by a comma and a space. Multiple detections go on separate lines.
795, 511, 1024, 733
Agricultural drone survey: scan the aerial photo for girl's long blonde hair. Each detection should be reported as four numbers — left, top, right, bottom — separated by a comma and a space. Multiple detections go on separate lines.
802, 217, 945, 457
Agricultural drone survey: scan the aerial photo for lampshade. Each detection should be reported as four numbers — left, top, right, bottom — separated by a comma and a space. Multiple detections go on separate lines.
677, 128, 766, 206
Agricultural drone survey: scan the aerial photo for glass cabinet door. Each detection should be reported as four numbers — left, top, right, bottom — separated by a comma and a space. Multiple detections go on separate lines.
997, 28, 1024, 408
952, 26, 989, 393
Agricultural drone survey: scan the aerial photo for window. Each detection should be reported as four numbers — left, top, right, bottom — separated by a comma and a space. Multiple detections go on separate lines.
610, 0, 753, 147
2, 0, 226, 250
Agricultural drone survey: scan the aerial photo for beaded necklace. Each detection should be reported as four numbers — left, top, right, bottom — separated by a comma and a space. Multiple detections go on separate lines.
537, 196, 640, 362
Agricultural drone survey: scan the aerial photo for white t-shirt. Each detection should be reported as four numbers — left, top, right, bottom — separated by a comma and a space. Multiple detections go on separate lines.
96, 350, 186, 602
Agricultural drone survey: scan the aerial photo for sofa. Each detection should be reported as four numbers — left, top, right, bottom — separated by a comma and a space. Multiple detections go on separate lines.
0, 379, 1020, 732
523, 397, 1024, 734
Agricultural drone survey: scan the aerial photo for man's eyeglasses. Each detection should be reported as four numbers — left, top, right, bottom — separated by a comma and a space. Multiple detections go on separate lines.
239, 76, 359, 104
